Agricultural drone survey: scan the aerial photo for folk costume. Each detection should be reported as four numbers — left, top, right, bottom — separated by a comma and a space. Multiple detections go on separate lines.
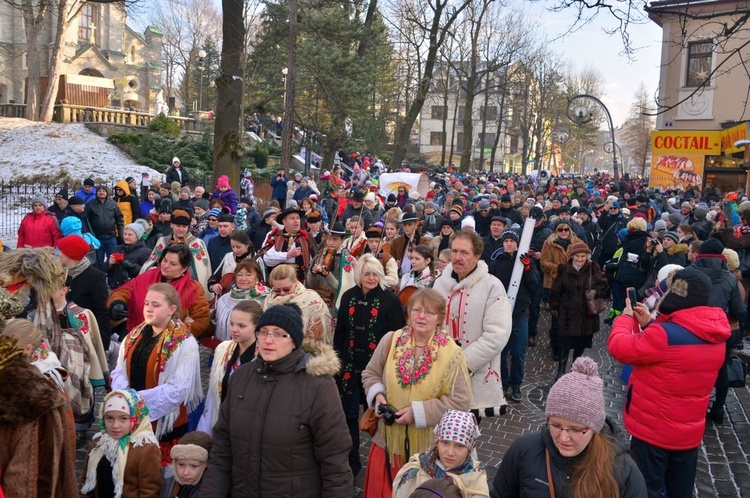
196, 339, 256, 435
399, 267, 434, 292
342, 231, 367, 258
212, 282, 268, 342
365, 227, 400, 289
80, 389, 162, 498
141, 233, 211, 296
262, 283, 332, 345
110, 318, 203, 467
306, 245, 357, 313
393, 448, 488, 498
107, 269, 210, 339
361, 327, 471, 498
261, 222, 316, 283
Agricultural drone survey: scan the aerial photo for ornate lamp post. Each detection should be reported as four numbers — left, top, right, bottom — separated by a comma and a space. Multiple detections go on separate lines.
551, 127, 570, 174
566, 94, 619, 182
197, 49, 207, 111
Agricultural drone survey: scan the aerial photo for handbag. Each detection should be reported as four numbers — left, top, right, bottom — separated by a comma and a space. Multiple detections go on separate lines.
358, 408, 378, 436
585, 265, 606, 316
728, 355, 747, 388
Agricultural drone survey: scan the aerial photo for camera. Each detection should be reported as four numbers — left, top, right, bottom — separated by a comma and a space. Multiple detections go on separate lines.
377, 403, 398, 426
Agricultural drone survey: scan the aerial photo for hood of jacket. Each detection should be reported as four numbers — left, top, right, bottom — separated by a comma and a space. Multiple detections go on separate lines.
666, 243, 688, 255
0, 356, 66, 425
115, 180, 132, 196
656, 306, 731, 344
258, 341, 340, 377
60, 216, 83, 236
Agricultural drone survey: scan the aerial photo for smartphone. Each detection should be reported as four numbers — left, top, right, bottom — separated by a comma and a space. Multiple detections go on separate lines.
627, 287, 637, 305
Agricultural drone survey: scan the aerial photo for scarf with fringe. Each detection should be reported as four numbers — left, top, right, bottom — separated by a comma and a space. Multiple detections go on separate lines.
80, 389, 158, 498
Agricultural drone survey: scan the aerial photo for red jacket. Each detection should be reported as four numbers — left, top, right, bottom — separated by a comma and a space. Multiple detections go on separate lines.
608, 307, 730, 450
107, 268, 210, 338
17, 211, 61, 248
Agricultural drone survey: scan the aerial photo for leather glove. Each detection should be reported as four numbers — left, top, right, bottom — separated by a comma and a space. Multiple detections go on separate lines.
110, 301, 128, 320
520, 253, 531, 272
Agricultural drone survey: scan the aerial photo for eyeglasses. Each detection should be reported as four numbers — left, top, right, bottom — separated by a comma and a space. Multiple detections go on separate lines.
410, 308, 438, 318
547, 421, 590, 437
609, 207, 619, 211
272, 285, 294, 295
256, 330, 291, 341
557, 228, 570, 233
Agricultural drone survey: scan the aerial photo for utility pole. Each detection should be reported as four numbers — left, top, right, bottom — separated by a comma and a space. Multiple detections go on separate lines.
281, 0, 298, 171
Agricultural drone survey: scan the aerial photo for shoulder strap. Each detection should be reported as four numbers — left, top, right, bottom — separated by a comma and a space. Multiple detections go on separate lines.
545, 448, 556, 498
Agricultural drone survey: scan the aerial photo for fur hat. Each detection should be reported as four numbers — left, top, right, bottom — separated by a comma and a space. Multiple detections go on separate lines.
57, 235, 90, 261
658, 268, 711, 314
723, 248, 740, 272
545, 357, 605, 432
461, 216, 476, 230
257, 304, 304, 348
124, 222, 145, 240
171, 209, 192, 226
171, 431, 212, 463
568, 242, 591, 258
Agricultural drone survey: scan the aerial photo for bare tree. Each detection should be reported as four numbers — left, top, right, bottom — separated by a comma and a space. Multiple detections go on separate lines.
385, 0, 472, 170
621, 83, 654, 176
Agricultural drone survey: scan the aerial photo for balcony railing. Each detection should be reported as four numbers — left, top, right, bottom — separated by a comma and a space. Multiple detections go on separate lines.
52, 104, 199, 131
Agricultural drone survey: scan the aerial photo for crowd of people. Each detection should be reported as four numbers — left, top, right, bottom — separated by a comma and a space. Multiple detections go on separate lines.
0, 156, 747, 498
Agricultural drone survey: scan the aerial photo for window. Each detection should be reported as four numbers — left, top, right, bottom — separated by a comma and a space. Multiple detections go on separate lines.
430, 132, 445, 146
478, 133, 496, 147
79, 4, 95, 42
480, 106, 498, 121
510, 136, 519, 154
686, 40, 712, 87
457, 106, 465, 122
431, 105, 446, 120
456, 132, 464, 152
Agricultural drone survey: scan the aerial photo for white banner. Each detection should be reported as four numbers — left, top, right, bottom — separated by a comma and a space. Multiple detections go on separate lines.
378, 172, 429, 198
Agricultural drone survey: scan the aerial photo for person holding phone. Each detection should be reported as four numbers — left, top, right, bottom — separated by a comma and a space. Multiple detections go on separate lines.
270, 168, 290, 209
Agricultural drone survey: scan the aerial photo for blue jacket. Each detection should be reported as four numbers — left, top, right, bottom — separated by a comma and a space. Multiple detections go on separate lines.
270, 175, 289, 199
74, 187, 98, 205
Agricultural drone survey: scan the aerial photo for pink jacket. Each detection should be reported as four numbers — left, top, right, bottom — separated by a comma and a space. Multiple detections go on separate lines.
17, 211, 61, 248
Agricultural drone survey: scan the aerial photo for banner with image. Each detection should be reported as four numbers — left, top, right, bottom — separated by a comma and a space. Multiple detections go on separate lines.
649, 153, 705, 190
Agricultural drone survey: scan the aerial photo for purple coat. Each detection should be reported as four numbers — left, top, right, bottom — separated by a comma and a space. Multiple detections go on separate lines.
210, 188, 239, 214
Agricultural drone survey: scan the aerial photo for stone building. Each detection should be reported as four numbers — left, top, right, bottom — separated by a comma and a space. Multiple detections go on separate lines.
0, 3, 162, 112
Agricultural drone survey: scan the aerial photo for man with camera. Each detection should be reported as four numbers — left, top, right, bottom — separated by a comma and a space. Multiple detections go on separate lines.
270, 168, 290, 209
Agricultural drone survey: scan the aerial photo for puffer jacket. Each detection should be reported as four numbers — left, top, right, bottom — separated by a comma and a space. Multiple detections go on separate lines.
114, 180, 140, 226
200, 343, 354, 497
103, 240, 152, 288
608, 307, 731, 450
491, 428, 646, 498
540, 234, 581, 289
680, 255, 745, 322
87, 188, 124, 240
17, 210, 61, 248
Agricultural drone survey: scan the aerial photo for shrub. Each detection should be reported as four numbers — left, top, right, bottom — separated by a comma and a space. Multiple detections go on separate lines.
148, 113, 181, 138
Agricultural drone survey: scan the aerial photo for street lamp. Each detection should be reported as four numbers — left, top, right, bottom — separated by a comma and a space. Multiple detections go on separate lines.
566, 94, 619, 182
197, 49, 207, 111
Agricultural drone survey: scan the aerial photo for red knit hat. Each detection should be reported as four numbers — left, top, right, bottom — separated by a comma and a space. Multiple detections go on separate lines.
58, 235, 90, 261
426, 190, 435, 199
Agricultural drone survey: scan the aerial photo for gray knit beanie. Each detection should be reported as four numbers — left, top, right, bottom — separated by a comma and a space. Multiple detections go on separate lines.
124, 222, 145, 240
31, 196, 46, 207
545, 357, 605, 432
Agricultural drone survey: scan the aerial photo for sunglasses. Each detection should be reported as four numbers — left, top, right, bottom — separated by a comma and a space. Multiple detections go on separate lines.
557, 228, 570, 233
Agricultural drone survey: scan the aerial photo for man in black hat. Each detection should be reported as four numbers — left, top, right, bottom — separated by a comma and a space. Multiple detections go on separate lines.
74, 178, 98, 205
306, 222, 356, 312
389, 212, 426, 277
261, 207, 316, 282
67, 195, 94, 234
49, 188, 75, 223
125, 176, 140, 202
141, 208, 211, 294
473, 199, 494, 237
481, 215, 510, 265
341, 190, 373, 229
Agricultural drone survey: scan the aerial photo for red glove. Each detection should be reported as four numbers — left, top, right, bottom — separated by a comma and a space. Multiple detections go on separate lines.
520, 253, 531, 272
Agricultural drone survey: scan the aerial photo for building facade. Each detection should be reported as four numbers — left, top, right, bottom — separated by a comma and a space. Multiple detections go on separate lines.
0, 3, 162, 112
648, 0, 750, 193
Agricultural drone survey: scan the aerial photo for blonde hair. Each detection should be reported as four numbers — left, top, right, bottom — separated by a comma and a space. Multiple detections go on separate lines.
407, 288, 447, 326
269, 264, 298, 284
353, 254, 386, 289
1, 318, 43, 350
626, 218, 647, 232
147, 283, 181, 315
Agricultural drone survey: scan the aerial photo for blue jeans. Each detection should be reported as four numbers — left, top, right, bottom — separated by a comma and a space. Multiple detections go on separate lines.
501, 315, 528, 389
97, 237, 117, 267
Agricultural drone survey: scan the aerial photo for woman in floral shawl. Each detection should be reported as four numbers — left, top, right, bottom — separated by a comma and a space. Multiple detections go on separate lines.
110, 283, 203, 472
212, 259, 268, 342
333, 254, 405, 478
361, 288, 471, 498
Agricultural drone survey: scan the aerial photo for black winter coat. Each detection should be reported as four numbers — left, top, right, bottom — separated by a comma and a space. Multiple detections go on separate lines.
104, 241, 152, 288
86, 197, 124, 240
548, 260, 608, 338
691, 219, 713, 241
200, 345, 354, 497
682, 256, 745, 324
489, 251, 540, 317
598, 214, 626, 264
490, 429, 647, 498
614, 231, 650, 288
165, 166, 190, 187
481, 235, 504, 265
66, 264, 111, 349
207, 235, 233, 273
249, 220, 274, 253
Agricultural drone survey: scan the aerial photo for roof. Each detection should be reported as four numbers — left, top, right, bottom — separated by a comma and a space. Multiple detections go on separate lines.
646, 0, 749, 24
69, 44, 116, 70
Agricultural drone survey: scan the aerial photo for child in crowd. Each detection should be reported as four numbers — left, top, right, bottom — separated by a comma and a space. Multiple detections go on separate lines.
161, 431, 213, 498
393, 410, 489, 498
80, 389, 162, 498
